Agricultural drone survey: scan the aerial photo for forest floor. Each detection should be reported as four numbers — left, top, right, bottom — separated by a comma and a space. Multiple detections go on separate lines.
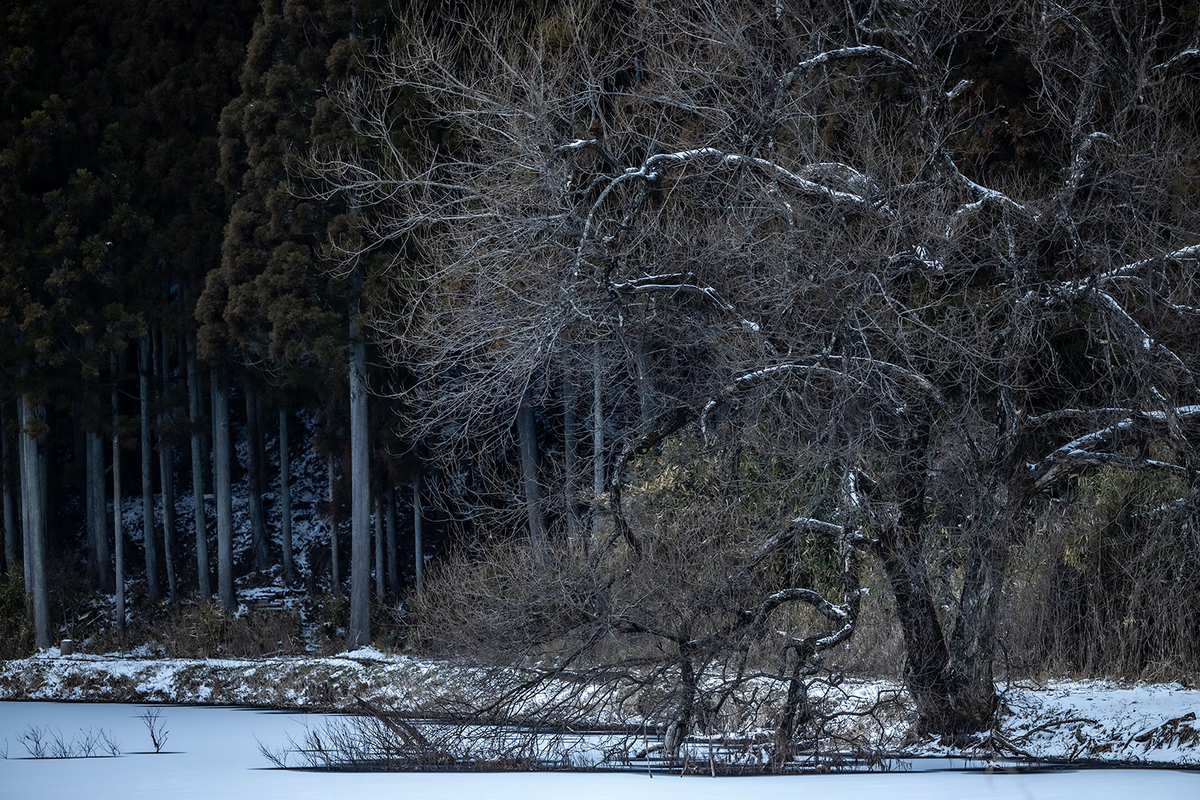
1, 647, 1198, 768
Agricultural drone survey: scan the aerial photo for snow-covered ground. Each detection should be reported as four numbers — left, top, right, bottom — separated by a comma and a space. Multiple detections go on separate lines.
3, 649, 1199, 767
1, 702, 1197, 800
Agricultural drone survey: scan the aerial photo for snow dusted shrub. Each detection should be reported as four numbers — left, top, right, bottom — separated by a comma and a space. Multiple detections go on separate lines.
403, 436, 877, 771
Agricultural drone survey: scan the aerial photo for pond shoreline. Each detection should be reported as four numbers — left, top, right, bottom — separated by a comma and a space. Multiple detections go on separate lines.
3, 649, 1199, 769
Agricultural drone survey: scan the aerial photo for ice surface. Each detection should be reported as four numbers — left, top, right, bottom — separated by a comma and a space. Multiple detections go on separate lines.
1, 702, 1198, 800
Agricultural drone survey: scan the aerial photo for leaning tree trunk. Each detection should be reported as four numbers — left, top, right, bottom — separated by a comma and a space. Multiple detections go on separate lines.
19, 394, 51, 648
245, 384, 268, 573
139, 337, 160, 604
211, 367, 235, 610
348, 292, 370, 648
517, 386, 545, 551
187, 342, 210, 601
279, 409, 294, 587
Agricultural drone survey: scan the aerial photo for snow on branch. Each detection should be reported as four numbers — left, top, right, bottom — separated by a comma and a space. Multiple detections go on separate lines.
1047, 284, 1193, 379
942, 148, 1029, 236
576, 148, 878, 272
781, 45, 919, 89
744, 587, 849, 629
609, 273, 735, 312
1154, 48, 1200, 71
1097, 243, 1200, 283
1029, 405, 1200, 491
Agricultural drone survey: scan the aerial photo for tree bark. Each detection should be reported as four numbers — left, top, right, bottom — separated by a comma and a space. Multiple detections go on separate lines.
20, 402, 31, 615
591, 340, 605, 534
112, 357, 125, 644
412, 472, 423, 595
158, 444, 177, 601
517, 386, 545, 550
349, 293, 370, 647
279, 409, 294, 587
327, 455, 340, 594
2, 403, 15, 575
874, 419, 999, 734
385, 484, 397, 592
85, 431, 99, 585
374, 493, 384, 599
187, 342, 210, 601
157, 332, 177, 601
211, 367, 235, 610
563, 372, 581, 540
20, 394, 50, 648
635, 338, 653, 426
84, 416, 97, 584
139, 336, 160, 604
88, 432, 112, 592
245, 384, 268, 573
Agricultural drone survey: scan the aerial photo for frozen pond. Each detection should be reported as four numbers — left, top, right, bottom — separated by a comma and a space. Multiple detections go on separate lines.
1, 702, 1197, 799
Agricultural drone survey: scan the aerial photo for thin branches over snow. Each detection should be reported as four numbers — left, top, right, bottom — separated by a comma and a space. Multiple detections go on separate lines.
313, 0, 1200, 736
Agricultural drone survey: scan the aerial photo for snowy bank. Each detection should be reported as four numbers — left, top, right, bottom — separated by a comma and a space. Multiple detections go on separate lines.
2, 651, 1199, 766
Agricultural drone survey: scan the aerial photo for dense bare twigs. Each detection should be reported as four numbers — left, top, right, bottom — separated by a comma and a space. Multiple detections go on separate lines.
13, 726, 121, 759
313, 0, 1200, 737
138, 708, 168, 754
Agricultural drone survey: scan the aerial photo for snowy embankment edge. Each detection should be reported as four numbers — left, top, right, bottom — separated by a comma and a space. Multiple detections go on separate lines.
0, 647, 461, 712
2, 649, 1199, 767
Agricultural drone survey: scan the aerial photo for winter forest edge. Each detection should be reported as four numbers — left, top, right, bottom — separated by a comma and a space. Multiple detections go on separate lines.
3, 0, 1200, 770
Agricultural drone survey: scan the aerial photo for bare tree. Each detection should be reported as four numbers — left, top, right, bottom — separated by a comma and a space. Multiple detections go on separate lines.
316, 0, 1200, 736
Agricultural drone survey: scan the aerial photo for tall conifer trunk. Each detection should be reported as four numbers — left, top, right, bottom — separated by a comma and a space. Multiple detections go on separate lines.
112, 357, 125, 644
328, 456, 339, 594
279, 409, 294, 586
563, 372, 580, 539
374, 493, 384, 598
592, 341, 604, 534
2, 402, 17, 575
187, 342, 210, 601
21, 402, 31, 615
20, 394, 50, 648
156, 333, 177, 601
517, 386, 545, 550
212, 367, 234, 610
349, 291, 370, 647
385, 485, 397, 592
412, 472, 423, 595
85, 431, 100, 584
245, 384, 268, 573
139, 337, 159, 603
158, 444, 177, 600
346, 1, 371, 648
88, 432, 112, 592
